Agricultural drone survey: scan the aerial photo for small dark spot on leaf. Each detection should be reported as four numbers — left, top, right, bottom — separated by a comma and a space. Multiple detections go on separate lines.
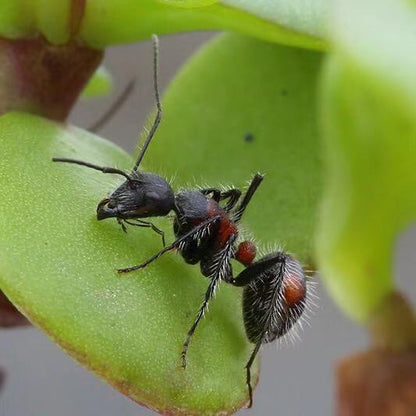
281, 89, 288, 96
244, 132, 254, 143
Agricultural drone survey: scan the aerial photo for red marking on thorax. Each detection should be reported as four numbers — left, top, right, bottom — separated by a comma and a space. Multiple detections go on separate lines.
207, 199, 238, 247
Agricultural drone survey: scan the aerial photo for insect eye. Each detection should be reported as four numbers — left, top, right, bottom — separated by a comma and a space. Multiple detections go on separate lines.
128, 181, 137, 190
107, 201, 116, 209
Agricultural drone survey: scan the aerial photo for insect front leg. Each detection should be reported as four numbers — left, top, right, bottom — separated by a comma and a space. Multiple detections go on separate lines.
220, 189, 242, 212
117, 218, 128, 233
199, 188, 221, 202
199, 187, 242, 212
124, 219, 166, 247
117, 215, 221, 274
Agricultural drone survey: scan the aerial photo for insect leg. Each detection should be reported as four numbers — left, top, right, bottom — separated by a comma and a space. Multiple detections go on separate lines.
117, 218, 128, 233
181, 273, 221, 369
182, 235, 236, 366
117, 215, 221, 273
199, 188, 242, 211
220, 189, 242, 212
245, 340, 262, 408
124, 219, 166, 247
199, 188, 221, 202
233, 173, 264, 222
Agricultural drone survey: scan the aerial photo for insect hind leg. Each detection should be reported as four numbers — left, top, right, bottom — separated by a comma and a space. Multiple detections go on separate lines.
245, 340, 262, 408
181, 274, 221, 368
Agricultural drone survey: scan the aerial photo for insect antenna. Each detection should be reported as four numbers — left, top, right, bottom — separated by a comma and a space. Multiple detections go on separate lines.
133, 34, 162, 172
51, 158, 133, 182
53, 35, 161, 181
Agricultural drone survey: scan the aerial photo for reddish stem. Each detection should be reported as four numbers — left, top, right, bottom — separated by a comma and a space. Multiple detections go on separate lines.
0, 36, 103, 121
0, 291, 29, 327
337, 292, 416, 416
337, 350, 416, 416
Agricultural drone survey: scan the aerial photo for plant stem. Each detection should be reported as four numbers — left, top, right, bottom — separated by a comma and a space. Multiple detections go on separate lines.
0, 36, 103, 121
0, 291, 29, 327
337, 292, 416, 416
368, 291, 416, 351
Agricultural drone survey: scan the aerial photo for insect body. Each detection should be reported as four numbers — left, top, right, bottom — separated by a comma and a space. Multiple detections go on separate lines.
117, 174, 264, 368
129, 202, 308, 407
52, 34, 309, 409
114, 167, 308, 408
233, 252, 307, 407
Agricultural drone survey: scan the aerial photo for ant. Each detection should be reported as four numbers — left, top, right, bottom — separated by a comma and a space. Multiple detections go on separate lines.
52, 34, 308, 409
122, 194, 308, 408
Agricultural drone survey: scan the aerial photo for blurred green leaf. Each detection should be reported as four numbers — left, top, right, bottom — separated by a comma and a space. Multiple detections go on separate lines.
145, 33, 323, 264
0, 1, 34, 38
317, 0, 416, 322
81, 66, 113, 98
0, 112, 255, 414
0, 0, 326, 50
222, 0, 328, 40
158, 0, 219, 7
81, 0, 326, 49
36, 0, 71, 44
0, 0, 71, 44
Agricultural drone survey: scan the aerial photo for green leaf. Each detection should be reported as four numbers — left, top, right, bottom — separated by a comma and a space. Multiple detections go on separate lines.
81, 66, 113, 98
221, 0, 328, 39
0, 0, 71, 44
158, 0, 219, 7
145, 33, 323, 265
0, 112, 255, 414
0, 0, 326, 50
36, 0, 71, 44
0, 34, 322, 413
80, 0, 326, 50
317, 0, 416, 322
0, 1, 34, 38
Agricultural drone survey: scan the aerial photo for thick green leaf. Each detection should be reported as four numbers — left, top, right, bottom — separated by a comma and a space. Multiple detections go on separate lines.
222, 0, 328, 39
0, 112, 255, 414
81, 65, 113, 98
80, 0, 325, 50
317, 0, 416, 322
145, 33, 323, 265
158, 0, 219, 7
0, 0, 71, 44
0, 0, 326, 50
0, 0, 33, 38
0, 34, 322, 413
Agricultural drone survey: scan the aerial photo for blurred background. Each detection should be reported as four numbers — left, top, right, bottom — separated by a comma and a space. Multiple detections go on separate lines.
0, 32, 415, 416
